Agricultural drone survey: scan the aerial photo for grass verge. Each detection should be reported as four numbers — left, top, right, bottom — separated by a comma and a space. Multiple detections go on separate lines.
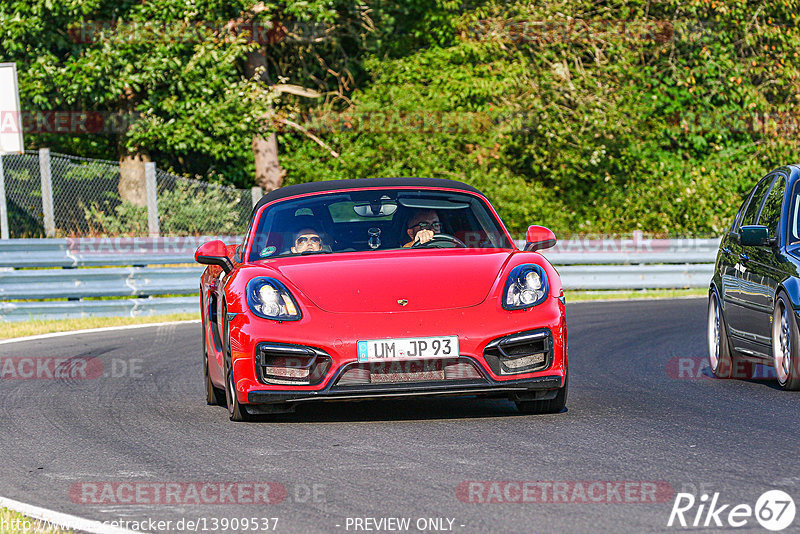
565, 288, 706, 301
0, 313, 199, 340
0, 507, 75, 533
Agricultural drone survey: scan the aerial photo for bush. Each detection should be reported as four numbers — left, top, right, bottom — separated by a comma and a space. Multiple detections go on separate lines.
83, 181, 246, 236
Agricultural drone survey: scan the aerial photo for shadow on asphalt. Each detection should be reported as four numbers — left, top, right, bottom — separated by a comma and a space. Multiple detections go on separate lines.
699, 364, 786, 390
221, 397, 570, 424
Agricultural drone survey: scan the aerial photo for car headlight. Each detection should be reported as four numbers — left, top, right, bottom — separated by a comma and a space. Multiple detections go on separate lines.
503, 264, 549, 310
246, 277, 302, 321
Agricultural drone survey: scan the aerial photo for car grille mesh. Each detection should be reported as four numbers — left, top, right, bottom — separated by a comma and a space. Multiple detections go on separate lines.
335, 358, 482, 386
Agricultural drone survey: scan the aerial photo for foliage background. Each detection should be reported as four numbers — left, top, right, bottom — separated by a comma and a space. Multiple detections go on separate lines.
2, 0, 799, 236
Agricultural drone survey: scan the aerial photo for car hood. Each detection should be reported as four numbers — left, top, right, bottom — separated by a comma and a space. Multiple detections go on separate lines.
266, 249, 513, 313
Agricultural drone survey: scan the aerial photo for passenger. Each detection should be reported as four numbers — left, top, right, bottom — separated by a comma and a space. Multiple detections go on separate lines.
291, 228, 324, 253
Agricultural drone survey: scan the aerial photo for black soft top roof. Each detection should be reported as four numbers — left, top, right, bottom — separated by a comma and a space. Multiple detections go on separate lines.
253, 177, 483, 212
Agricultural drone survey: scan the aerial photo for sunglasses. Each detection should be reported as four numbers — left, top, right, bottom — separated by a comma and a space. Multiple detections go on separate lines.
409, 221, 441, 231
296, 235, 321, 245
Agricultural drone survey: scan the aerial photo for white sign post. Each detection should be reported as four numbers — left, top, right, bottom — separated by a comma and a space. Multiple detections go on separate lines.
0, 62, 24, 239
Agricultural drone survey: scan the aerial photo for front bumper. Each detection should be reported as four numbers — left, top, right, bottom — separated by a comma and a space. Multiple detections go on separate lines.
225, 294, 568, 406
248, 355, 564, 405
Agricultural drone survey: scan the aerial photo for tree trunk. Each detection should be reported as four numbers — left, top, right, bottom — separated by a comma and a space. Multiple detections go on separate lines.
118, 151, 150, 206
246, 49, 284, 192
252, 129, 284, 191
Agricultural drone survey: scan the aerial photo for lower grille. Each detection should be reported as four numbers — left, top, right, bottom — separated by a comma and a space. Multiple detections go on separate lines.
336, 358, 482, 386
483, 329, 552, 375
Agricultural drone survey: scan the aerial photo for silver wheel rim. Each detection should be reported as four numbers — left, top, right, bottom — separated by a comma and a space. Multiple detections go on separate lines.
708, 295, 721, 370
773, 302, 792, 384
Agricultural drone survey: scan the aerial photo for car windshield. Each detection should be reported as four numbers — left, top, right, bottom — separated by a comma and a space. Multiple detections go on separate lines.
247, 189, 513, 260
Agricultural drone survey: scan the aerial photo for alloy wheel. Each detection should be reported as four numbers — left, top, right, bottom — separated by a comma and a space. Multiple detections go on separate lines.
708, 295, 721, 371
773, 301, 792, 385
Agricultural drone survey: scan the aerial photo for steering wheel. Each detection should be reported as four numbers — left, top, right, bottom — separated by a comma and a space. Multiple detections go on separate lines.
412, 233, 467, 248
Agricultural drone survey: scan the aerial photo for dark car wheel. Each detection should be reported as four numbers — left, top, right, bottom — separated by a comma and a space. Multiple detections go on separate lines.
221, 299, 252, 421
515, 371, 568, 414
772, 293, 800, 390
708, 289, 754, 379
202, 307, 226, 406
225, 365, 253, 422
205, 350, 226, 406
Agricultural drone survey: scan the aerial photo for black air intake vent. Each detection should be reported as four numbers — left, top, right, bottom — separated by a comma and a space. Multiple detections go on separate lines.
256, 343, 331, 385
483, 329, 552, 375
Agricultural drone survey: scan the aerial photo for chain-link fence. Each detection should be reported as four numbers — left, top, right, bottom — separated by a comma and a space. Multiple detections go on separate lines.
50, 152, 127, 236
0, 149, 257, 238
1, 151, 42, 237
156, 169, 252, 236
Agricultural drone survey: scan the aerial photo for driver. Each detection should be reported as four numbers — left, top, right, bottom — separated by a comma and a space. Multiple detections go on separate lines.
291, 228, 324, 253
403, 209, 441, 247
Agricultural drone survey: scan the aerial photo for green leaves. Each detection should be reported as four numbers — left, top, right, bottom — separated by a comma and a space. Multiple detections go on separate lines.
4, 0, 799, 236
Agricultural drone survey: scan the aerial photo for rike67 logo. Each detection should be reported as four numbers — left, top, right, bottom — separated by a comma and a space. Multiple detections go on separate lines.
668, 490, 796, 531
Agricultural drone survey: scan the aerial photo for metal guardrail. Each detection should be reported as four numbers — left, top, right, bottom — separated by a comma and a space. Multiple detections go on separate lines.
0, 266, 203, 300
0, 237, 240, 268
556, 264, 715, 290
1, 237, 721, 268
516, 237, 721, 264
0, 237, 719, 322
1, 297, 198, 322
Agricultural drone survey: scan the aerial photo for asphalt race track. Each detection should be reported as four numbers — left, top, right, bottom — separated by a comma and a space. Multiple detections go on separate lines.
1, 298, 798, 533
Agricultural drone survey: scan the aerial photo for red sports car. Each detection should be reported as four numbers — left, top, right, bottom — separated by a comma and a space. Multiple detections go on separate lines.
196, 178, 567, 421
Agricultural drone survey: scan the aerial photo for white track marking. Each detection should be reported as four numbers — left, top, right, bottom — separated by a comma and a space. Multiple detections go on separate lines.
0, 495, 141, 534
0, 320, 199, 345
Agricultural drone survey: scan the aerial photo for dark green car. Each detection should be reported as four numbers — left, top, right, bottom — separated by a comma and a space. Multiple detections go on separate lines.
709, 164, 800, 390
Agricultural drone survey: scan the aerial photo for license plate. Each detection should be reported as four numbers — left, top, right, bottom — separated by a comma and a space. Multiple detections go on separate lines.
357, 335, 458, 362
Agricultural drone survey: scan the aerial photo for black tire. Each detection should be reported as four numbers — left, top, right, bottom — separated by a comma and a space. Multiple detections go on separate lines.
202, 299, 226, 405
772, 293, 800, 390
225, 365, 253, 422
205, 349, 226, 406
515, 371, 568, 414
221, 298, 253, 421
708, 289, 755, 379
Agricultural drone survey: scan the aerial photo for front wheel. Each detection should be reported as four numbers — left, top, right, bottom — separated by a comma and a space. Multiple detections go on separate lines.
203, 313, 225, 406
772, 294, 800, 390
514, 372, 568, 414
225, 366, 254, 422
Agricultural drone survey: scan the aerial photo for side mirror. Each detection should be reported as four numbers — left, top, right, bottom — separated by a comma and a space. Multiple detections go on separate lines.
195, 240, 234, 273
525, 225, 557, 252
739, 225, 771, 247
